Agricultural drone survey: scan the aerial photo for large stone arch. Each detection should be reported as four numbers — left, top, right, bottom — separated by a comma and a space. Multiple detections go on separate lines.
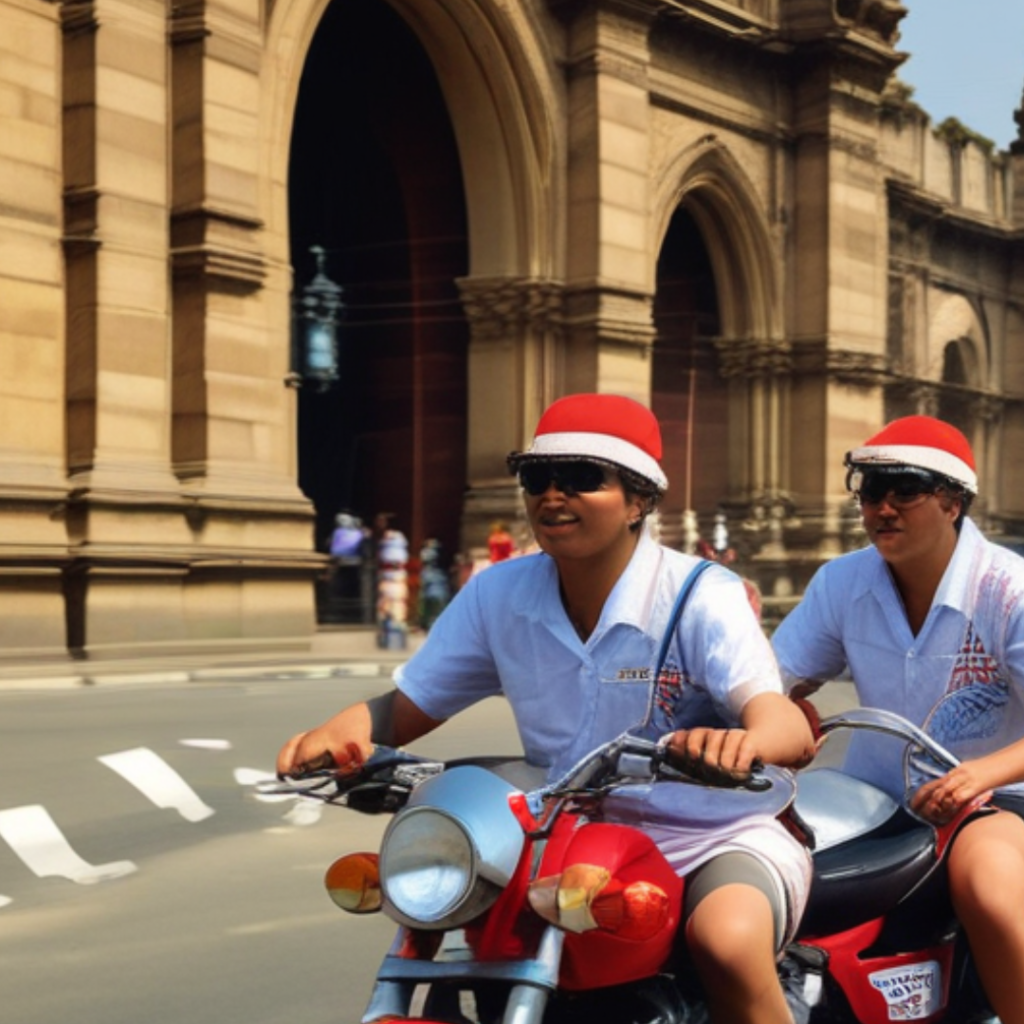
651, 137, 785, 515
926, 291, 988, 388
653, 137, 782, 343
262, 0, 566, 554
262, 0, 563, 281
925, 290, 997, 512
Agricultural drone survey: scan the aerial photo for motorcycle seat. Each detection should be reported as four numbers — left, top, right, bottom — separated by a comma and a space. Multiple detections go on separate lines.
799, 806, 935, 937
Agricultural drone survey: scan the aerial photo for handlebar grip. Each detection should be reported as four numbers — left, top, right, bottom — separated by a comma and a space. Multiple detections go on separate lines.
663, 749, 768, 789
295, 750, 337, 774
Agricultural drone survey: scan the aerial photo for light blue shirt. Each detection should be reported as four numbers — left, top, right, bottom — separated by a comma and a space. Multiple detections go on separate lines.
396, 529, 782, 780
773, 518, 1024, 799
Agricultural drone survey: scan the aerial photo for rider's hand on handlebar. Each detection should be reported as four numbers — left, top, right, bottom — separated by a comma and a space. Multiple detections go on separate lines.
910, 763, 993, 825
276, 710, 375, 779
277, 737, 370, 779
661, 727, 761, 785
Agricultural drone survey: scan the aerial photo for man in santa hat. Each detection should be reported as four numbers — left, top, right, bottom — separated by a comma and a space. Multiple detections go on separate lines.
773, 414, 1024, 1023
280, 393, 815, 1024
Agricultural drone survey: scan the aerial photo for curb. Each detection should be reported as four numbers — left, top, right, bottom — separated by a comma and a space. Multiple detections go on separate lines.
0, 627, 425, 692
0, 658, 409, 692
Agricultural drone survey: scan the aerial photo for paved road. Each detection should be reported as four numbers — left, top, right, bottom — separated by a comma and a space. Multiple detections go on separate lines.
0, 673, 519, 1023
0, 667, 855, 1023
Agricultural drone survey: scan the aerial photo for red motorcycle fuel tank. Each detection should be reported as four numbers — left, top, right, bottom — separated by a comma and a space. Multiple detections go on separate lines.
536, 816, 683, 991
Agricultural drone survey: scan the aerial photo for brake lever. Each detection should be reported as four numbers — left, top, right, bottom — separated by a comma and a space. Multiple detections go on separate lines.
255, 771, 340, 799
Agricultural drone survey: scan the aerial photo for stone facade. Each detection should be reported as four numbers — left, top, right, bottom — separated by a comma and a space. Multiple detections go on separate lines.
0, 0, 1021, 659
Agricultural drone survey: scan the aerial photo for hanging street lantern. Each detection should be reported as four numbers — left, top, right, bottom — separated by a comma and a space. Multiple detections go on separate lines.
292, 245, 344, 391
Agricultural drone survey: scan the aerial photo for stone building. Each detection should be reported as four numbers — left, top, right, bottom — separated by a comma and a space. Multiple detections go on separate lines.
2, 0, 1023, 661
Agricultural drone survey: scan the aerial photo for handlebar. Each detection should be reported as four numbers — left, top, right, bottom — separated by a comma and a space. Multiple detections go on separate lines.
256, 746, 445, 811
538, 732, 771, 802
818, 707, 960, 771
262, 708, 946, 811
258, 731, 774, 814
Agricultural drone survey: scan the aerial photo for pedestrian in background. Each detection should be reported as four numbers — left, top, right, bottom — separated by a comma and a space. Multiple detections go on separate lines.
487, 519, 515, 563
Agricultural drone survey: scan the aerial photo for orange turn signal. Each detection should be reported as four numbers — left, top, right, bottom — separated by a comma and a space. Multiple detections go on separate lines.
528, 863, 670, 940
325, 852, 382, 913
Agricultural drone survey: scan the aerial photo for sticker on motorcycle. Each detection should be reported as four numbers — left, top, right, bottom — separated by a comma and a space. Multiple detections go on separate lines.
868, 961, 942, 1020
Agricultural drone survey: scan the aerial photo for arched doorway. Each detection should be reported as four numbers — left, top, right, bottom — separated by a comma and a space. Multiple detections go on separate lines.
289, 0, 470, 619
937, 340, 975, 436
651, 140, 785, 558
652, 206, 724, 547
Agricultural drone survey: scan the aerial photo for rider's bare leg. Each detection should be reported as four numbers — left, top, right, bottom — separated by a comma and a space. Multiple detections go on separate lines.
949, 811, 1024, 1024
685, 883, 792, 1024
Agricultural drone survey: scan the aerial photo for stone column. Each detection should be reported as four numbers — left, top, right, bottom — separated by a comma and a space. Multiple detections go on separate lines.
716, 337, 808, 611
560, 0, 656, 404
457, 276, 564, 551
970, 394, 1003, 529
0, 1, 69, 660
168, 0, 319, 649
785, 2, 903, 547
715, 338, 794, 504
61, 0, 194, 656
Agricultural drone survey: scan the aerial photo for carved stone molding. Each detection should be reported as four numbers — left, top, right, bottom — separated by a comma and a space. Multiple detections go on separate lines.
792, 340, 889, 385
566, 50, 650, 90
715, 338, 793, 379
62, 186, 102, 256
886, 378, 938, 414
169, 2, 262, 72
971, 394, 1004, 423
824, 348, 890, 386
170, 206, 266, 291
886, 378, 1008, 420
456, 277, 564, 342
60, 1, 98, 38
835, 0, 906, 46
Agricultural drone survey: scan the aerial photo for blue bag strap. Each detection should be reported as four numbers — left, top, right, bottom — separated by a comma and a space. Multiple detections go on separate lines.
653, 559, 714, 681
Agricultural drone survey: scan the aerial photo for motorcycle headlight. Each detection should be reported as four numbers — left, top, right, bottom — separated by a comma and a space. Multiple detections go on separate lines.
381, 808, 485, 926
379, 765, 525, 930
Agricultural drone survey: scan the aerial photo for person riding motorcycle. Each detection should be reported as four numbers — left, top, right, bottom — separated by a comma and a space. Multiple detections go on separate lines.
772, 414, 1024, 1024
279, 393, 815, 1024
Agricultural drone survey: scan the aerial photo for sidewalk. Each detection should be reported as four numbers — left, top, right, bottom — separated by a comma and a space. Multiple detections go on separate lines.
0, 627, 426, 691
0, 626, 857, 715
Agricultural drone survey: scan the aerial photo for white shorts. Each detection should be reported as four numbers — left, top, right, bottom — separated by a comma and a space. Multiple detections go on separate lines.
645, 814, 812, 949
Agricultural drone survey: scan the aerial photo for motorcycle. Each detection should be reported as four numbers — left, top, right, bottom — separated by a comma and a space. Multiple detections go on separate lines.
263, 707, 1002, 1023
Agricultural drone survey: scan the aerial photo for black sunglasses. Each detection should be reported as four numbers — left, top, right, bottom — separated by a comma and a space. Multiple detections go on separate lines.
847, 467, 943, 508
517, 460, 610, 497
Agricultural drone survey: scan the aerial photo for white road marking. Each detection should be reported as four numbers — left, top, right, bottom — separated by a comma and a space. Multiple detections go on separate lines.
234, 768, 324, 824
0, 805, 137, 885
179, 738, 232, 750
235, 767, 289, 801
0, 894, 11, 908
284, 800, 323, 826
98, 748, 215, 823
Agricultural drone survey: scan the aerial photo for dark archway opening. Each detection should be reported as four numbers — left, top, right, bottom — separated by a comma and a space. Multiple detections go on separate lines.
938, 341, 973, 439
652, 206, 724, 547
289, 0, 469, 621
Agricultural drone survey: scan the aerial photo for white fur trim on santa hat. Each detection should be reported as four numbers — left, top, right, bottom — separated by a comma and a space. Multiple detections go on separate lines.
524, 430, 669, 491
847, 443, 977, 493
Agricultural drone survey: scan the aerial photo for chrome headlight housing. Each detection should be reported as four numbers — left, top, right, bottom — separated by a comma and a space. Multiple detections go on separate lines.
379, 765, 525, 930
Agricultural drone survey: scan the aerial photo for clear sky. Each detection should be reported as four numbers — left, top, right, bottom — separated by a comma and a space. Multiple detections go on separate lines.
896, 0, 1024, 150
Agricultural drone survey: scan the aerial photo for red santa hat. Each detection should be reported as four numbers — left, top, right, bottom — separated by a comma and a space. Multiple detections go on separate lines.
509, 393, 668, 492
846, 415, 977, 494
